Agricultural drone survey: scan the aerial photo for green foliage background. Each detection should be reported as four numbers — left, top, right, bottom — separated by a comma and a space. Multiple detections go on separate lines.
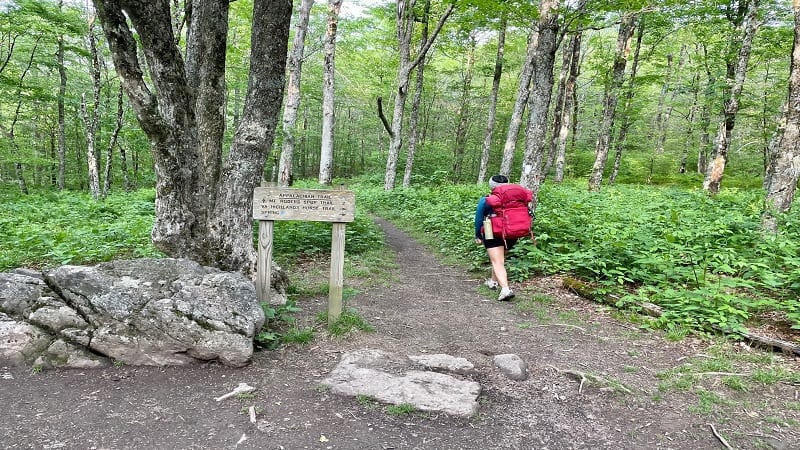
353, 179, 800, 335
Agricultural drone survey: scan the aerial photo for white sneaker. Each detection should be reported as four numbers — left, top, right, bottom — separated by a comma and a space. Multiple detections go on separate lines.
484, 279, 499, 290
498, 287, 515, 301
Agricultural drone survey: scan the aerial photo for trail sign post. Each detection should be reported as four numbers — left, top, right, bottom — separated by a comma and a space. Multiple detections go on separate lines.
253, 186, 355, 325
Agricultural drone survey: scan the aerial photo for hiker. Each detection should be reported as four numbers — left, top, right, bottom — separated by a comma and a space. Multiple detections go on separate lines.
474, 174, 532, 301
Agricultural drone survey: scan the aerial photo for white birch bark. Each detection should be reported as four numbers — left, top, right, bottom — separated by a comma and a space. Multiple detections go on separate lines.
762, 0, 800, 232
554, 31, 582, 183
402, 0, 431, 188
519, 0, 560, 203
84, 17, 102, 200
319, 0, 342, 185
704, 0, 761, 194
499, 26, 538, 177
609, 19, 644, 185
280, 0, 315, 187
384, 1, 454, 190
587, 13, 636, 192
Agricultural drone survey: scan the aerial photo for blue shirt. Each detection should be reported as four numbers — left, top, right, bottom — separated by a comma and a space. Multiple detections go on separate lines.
474, 196, 494, 239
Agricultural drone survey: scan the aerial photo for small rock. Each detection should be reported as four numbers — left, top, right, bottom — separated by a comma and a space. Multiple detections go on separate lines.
493, 353, 528, 381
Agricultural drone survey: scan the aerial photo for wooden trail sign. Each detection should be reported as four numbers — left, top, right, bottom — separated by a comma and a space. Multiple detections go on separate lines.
253, 186, 355, 325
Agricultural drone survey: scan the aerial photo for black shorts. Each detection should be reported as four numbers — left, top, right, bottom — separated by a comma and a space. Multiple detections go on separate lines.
483, 237, 517, 249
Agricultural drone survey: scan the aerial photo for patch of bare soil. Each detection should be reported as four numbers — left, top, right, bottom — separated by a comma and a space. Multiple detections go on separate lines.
2, 217, 799, 449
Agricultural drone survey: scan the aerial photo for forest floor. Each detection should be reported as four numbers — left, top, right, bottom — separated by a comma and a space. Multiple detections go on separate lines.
2, 217, 800, 450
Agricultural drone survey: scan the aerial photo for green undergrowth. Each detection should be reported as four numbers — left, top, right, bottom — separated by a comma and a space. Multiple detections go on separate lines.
0, 183, 383, 272
0, 188, 163, 270
352, 179, 800, 337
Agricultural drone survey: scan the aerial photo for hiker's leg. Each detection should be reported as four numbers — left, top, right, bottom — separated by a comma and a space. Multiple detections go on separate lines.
487, 246, 509, 289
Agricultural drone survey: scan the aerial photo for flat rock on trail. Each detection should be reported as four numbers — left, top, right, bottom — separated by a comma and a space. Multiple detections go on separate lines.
1, 218, 798, 449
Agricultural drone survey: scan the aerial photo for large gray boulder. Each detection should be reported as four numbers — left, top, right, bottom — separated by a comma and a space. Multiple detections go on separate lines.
0, 259, 265, 369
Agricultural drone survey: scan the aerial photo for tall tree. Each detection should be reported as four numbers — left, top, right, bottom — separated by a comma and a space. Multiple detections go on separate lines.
81, 12, 102, 199
762, 0, 800, 233
451, 31, 477, 181
499, 24, 537, 176
518, 0, 559, 202
587, 13, 637, 192
696, 42, 715, 174
609, 18, 644, 185
56, 0, 68, 190
5, 35, 41, 195
319, 0, 342, 185
703, 0, 761, 193
382, 0, 454, 190
278, 0, 315, 187
553, 30, 581, 183
402, 0, 432, 188
477, 13, 506, 184
102, 86, 124, 196
93, 0, 292, 274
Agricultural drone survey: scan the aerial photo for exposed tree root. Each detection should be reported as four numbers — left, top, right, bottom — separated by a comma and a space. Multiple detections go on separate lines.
708, 423, 733, 450
549, 366, 633, 395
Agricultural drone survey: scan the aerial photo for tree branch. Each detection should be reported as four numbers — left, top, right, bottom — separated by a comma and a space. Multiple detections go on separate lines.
376, 96, 394, 137
408, 2, 454, 73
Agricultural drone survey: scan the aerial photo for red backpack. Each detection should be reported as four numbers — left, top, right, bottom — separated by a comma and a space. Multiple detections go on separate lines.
486, 184, 534, 240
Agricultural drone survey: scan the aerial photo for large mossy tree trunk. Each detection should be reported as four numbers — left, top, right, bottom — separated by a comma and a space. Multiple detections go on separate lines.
519, 0, 560, 204
94, 0, 291, 274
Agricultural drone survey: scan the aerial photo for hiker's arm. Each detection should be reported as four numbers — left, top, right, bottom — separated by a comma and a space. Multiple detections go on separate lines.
474, 197, 488, 240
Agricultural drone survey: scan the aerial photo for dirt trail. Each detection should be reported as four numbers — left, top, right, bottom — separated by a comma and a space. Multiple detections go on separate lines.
1, 218, 798, 449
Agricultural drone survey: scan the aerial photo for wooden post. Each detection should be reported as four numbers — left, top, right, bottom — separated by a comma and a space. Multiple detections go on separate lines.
256, 219, 273, 306
328, 185, 348, 325
328, 221, 346, 325
256, 181, 276, 306
252, 185, 355, 326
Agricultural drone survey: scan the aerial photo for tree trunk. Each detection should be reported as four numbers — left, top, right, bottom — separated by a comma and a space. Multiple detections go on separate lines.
545, 27, 570, 178
94, 0, 291, 274
384, 0, 453, 190
519, 0, 560, 205
554, 31, 582, 183
103, 86, 125, 196
84, 17, 102, 200
680, 72, 700, 174
477, 14, 506, 184
6, 36, 40, 195
499, 26, 538, 176
207, 0, 292, 273
402, 0, 432, 188
703, 0, 761, 194
279, 0, 314, 188
588, 13, 636, 192
451, 33, 476, 182
319, 0, 342, 185
57, 12, 67, 191
119, 143, 132, 191
185, 0, 228, 229
609, 18, 644, 185
697, 44, 714, 174
762, 0, 800, 233
402, 54, 426, 188
650, 53, 673, 149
